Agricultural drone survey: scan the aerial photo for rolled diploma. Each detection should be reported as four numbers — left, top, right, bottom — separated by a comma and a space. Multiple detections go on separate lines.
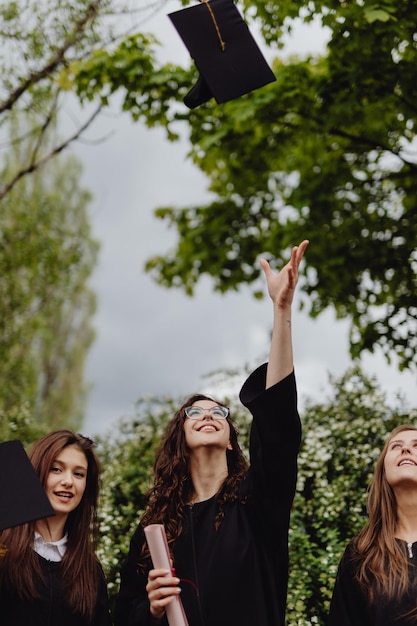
144, 524, 189, 626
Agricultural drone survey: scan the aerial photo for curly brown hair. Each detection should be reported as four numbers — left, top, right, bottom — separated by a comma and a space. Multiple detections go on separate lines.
139, 394, 249, 567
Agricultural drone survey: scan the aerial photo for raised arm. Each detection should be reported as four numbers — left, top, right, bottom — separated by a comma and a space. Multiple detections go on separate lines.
261, 240, 309, 389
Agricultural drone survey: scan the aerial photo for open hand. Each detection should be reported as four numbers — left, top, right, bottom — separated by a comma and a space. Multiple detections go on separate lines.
260, 240, 309, 310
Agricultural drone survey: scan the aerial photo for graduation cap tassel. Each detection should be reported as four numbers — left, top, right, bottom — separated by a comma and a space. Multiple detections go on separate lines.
200, 0, 226, 51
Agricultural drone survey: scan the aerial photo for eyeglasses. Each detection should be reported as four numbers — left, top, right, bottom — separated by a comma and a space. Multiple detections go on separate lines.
184, 406, 229, 419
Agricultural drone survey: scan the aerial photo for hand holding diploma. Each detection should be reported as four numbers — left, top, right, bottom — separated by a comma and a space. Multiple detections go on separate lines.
145, 524, 189, 626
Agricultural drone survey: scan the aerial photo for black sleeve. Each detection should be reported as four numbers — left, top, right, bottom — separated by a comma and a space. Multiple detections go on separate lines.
114, 525, 164, 626
239, 365, 301, 619
239, 365, 301, 510
93, 563, 113, 626
327, 544, 373, 626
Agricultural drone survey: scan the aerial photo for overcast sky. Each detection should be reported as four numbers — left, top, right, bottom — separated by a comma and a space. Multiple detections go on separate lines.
68, 2, 417, 437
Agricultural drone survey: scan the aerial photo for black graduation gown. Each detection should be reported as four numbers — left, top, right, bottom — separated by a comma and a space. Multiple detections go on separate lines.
0, 553, 111, 626
114, 365, 301, 626
328, 540, 417, 626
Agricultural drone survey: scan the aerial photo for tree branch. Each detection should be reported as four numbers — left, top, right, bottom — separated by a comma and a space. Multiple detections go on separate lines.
0, 1, 103, 115
0, 104, 102, 200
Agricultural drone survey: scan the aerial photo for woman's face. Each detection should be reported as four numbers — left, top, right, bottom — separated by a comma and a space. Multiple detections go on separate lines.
183, 399, 232, 453
384, 430, 417, 490
45, 444, 88, 518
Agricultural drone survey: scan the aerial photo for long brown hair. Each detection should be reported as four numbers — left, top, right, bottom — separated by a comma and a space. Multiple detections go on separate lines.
353, 424, 417, 613
0, 429, 101, 620
140, 394, 249, 565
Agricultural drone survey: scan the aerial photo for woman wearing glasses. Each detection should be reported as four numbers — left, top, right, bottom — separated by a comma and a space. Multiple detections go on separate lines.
114, 240, 309, 626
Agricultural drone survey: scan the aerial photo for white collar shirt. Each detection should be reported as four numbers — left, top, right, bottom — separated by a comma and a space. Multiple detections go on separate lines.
33, 531, 68, 562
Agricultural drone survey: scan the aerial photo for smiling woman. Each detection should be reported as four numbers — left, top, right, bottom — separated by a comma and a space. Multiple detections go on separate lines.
384, 431, 417, 489
0, 430, 111, 626
42, 445, 88, 521
329, 424, 417, 626
183, 397, 233, 457
114, 241, 309, 626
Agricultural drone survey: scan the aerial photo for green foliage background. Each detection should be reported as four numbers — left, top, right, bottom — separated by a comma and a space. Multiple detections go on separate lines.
95, 366, 415, 624
0, 151, 98, 429
70, 0, 417, 370
1, 0, 415, 427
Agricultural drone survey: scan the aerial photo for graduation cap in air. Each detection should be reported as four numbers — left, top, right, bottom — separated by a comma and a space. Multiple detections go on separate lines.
168, 0, 276, 108
0, 440, 54, 531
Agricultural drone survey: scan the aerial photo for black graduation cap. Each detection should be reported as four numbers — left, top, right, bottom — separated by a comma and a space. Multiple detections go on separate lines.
0, 440, 54, 531
168, 0, 276, 108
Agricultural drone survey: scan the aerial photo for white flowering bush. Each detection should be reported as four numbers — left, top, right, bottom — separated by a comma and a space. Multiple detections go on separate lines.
96, 396, 175, 604
0, 402, 48, 445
